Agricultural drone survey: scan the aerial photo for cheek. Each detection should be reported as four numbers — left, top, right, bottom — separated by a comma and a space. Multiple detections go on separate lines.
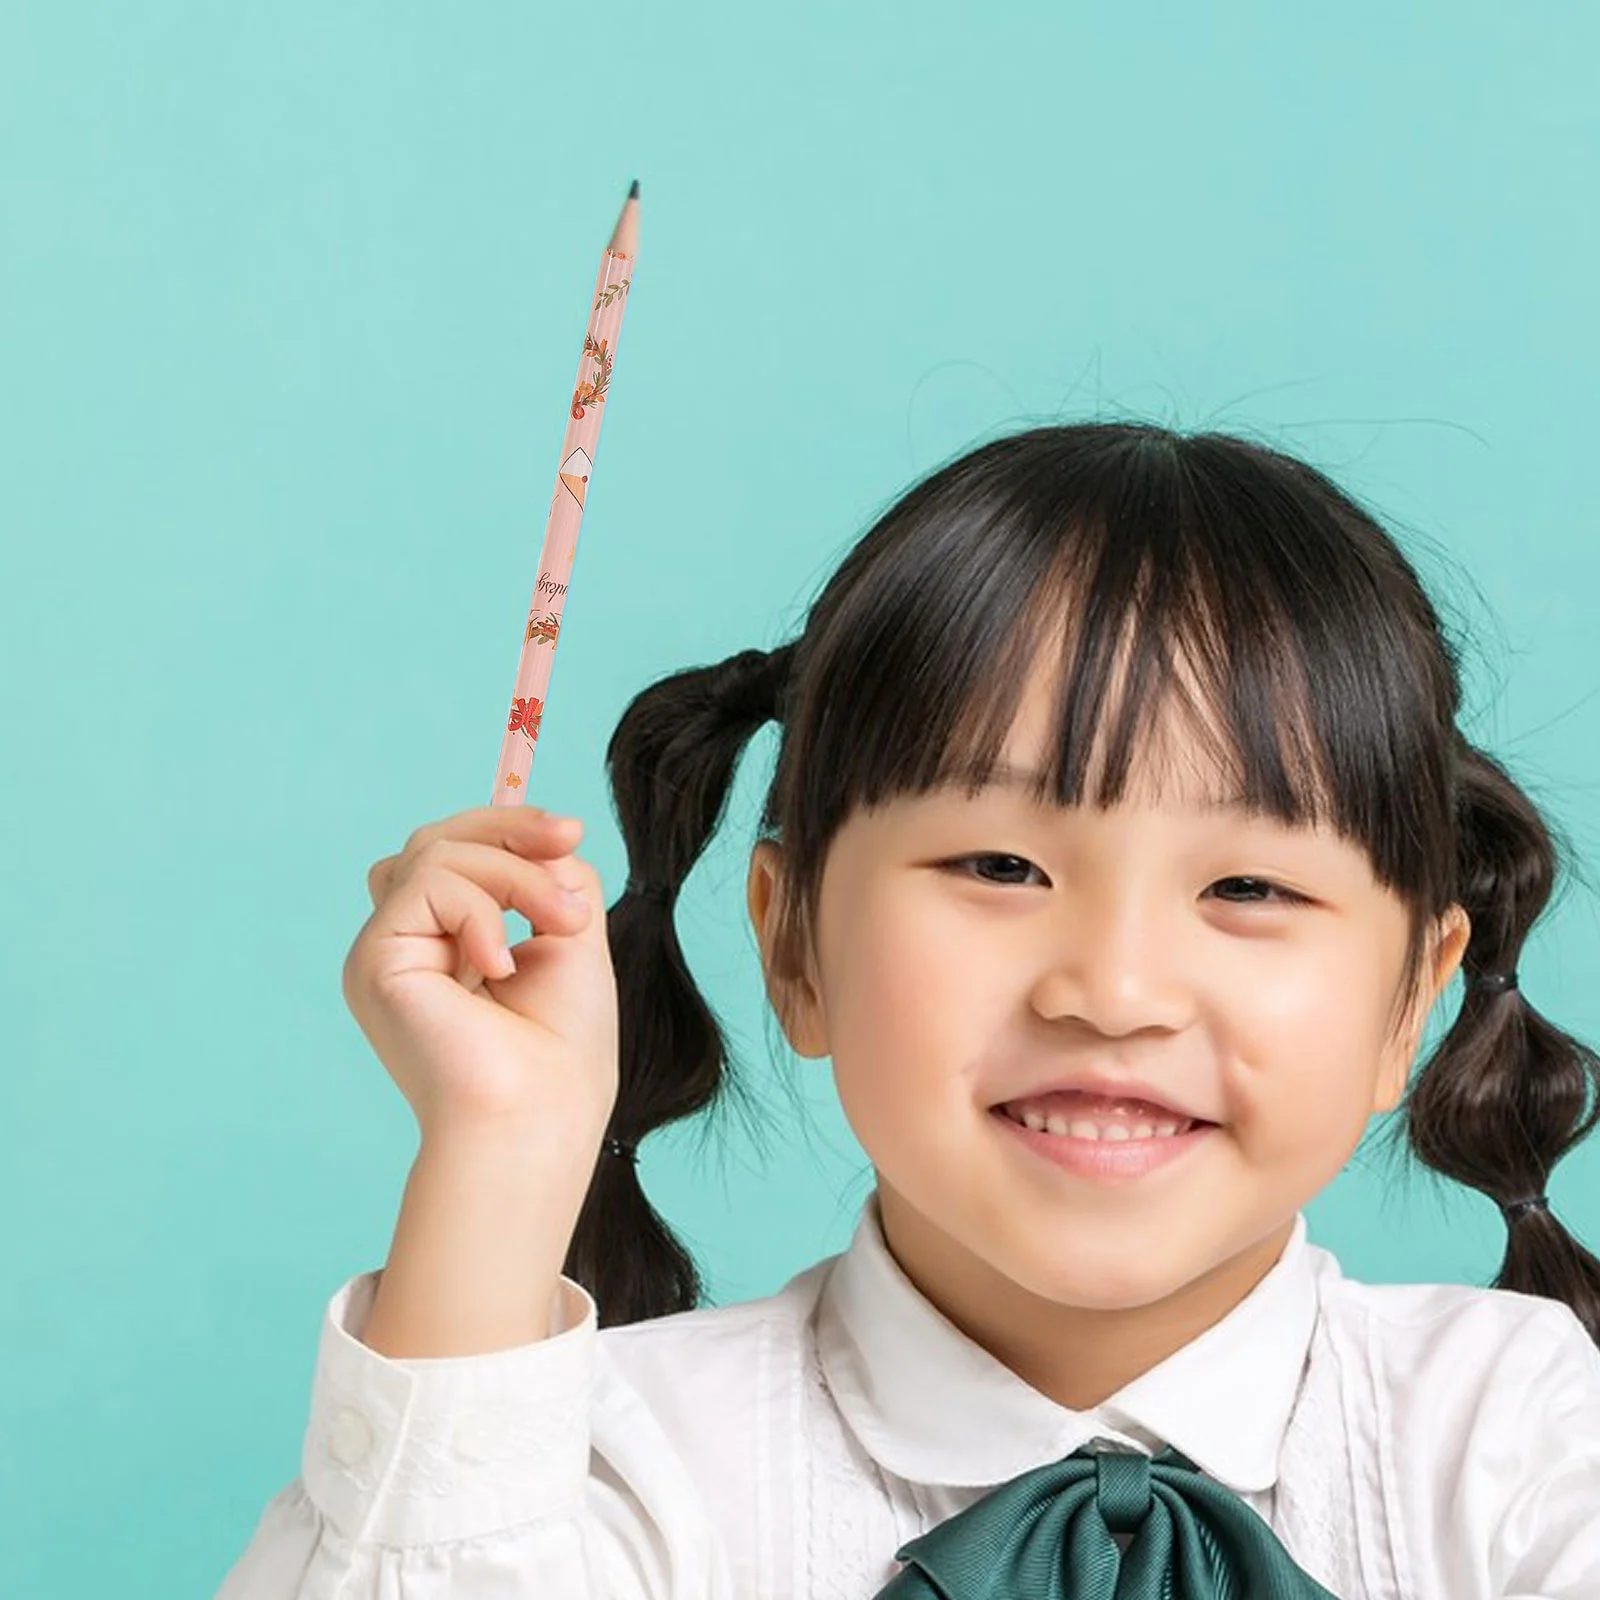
823, 899, 990, 1127
831, 888, 978, 1030
1226, 962, 1389, 1157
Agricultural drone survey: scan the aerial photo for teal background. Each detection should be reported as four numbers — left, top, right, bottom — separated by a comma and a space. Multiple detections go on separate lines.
3, 3, 1598, 1595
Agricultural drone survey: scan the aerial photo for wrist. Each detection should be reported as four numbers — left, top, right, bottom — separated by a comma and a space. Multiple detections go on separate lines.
417, 1111, 607, 1175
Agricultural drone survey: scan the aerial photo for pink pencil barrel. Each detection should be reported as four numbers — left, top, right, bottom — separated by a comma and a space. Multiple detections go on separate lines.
490, 182, 638, 806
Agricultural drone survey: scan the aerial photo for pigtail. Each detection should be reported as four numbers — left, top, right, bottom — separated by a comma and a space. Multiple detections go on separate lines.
1399, 736, 1600, 1343
560, 640, 798, 1328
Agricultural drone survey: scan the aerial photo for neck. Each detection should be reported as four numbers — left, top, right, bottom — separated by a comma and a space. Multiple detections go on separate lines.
874, 1187, 1295, 1412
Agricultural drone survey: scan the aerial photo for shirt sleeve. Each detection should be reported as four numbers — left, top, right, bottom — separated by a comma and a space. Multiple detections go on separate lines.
1492, 1300, 1600, 1599
210, 1270, 732, 1600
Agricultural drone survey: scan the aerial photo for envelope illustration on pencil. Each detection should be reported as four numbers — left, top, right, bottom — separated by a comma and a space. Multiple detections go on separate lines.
560, 446, 593, 508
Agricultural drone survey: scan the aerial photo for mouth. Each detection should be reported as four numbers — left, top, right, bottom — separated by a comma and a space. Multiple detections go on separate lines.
991, 1101, 1219, 1143
989, 1103, 1220, 1179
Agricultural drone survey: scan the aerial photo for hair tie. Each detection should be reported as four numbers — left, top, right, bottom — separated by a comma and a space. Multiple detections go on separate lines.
1500, 1194, 1549, 1222
624, 877, 675, 906
1472, 969, 1518, 994
602, 1136, 638, 1163
723, 642, 791, 725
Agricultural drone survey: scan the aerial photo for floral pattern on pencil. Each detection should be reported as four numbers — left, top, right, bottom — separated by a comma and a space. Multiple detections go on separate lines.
571, 333, 613, 419
506, 695, 543, 742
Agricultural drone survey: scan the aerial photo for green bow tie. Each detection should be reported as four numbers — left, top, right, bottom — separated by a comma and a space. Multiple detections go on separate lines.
874, 1441, 1341, 1598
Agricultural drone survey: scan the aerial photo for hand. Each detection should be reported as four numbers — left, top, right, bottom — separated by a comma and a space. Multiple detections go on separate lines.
341, 804, 619, 1149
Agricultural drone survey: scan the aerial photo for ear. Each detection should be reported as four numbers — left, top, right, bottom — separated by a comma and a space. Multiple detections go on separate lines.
747, 839, 830, 1058
1372, 902, 1472, 1114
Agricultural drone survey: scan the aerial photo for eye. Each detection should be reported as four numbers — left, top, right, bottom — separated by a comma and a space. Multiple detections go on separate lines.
942, 853, 1048, 887
942, 859, 1310, 906
1207, 876, 1310, 907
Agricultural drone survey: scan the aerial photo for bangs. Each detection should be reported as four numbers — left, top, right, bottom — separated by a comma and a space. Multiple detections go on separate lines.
788, 425, 1451, 904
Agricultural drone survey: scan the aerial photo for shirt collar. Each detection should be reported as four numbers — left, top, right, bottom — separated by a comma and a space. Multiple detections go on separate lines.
814, 1190, 1321, 1494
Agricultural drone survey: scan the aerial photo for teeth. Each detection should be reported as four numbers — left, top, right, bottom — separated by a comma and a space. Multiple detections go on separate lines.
1016, 1107, 1188, 1140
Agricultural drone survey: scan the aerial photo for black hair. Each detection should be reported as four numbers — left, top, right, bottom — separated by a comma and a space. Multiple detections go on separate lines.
561, 422, 1600, 1343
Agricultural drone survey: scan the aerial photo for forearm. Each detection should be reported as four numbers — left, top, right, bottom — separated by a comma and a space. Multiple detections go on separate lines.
360, 1129, 596, 1357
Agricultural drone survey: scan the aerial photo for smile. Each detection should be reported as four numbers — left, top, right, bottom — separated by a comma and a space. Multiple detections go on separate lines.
999, 1103, 1196, 1141
990, 1105, 1218, 1180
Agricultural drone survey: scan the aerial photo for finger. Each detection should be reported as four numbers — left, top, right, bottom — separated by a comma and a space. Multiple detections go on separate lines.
402, 806, 583, 865
373, 809, 582, 911
367, 855, 398, 910
382, 840, 590, 975
419, 869, 521, 984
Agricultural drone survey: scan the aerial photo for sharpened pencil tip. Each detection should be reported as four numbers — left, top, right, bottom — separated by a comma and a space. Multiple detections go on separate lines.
628, 178, 640, 200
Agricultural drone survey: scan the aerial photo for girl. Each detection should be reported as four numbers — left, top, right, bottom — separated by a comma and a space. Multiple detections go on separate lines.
216, 423, 1600, 1599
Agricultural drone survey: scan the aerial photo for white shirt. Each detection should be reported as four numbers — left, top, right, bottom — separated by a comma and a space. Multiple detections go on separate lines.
214, 1193, 1600, 1600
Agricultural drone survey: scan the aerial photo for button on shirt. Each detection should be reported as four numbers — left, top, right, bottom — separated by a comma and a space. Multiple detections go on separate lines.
214, 1195, 1600, 1599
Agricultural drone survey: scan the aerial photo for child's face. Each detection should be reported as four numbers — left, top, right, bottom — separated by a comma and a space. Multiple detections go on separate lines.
747, 652, 1469, 1397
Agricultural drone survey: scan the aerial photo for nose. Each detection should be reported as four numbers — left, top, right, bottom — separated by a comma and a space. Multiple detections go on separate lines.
1028, 890, 1193, 1037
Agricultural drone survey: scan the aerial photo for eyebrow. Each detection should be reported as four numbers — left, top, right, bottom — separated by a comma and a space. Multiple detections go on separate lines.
937, 760, 1254, 814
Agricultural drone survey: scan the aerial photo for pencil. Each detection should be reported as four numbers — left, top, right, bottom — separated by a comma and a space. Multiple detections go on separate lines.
489, 178, 639, 805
